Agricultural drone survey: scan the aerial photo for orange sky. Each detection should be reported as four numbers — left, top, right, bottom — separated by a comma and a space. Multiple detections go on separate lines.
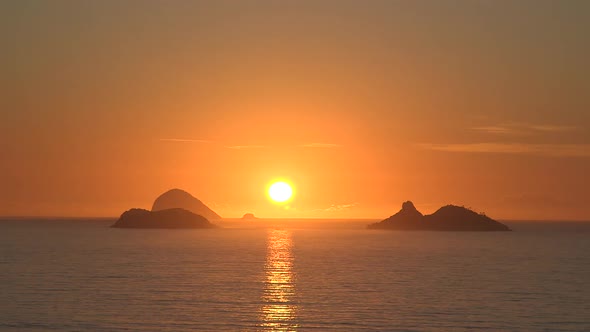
2, 1, 589, 220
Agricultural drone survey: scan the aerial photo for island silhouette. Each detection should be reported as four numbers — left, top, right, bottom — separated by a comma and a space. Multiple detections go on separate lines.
112, 189, 220, 228
368, 201, 511, 231
152, 189, 221, 220
112, 208, 217, 229
241, 213, 258, 220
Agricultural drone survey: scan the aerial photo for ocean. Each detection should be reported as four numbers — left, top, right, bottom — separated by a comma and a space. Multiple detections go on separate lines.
1, 218, 589, 331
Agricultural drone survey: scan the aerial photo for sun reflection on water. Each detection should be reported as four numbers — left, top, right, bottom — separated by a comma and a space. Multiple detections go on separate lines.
259, 229, 298, 331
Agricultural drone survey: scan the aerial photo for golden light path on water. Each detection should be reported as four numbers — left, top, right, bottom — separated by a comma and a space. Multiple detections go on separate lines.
259, 229, 298, 331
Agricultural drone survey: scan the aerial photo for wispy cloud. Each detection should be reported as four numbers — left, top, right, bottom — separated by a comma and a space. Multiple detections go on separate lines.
159, 139, 343, 150
159, 138, 212, 143
225, 145, 267, 150
526, 124, 577, 132
472, 123, 576, 135
471, 126, 518, 135
159, 139, 267, 149
299, 143, 343, 148
314, 203, 358, 212
418, 143, 590, 157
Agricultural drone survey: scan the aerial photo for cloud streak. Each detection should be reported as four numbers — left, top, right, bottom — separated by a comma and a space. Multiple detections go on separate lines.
472, 123, 576, 135
159, 138, 212, 143
299, 143, 343, 148
159, 139, 343, 150
314, 203, 358, 212
471, 126, 518, 135
526, 124, 577, 132
225, 145, 267, 150
418, 143, 590, 157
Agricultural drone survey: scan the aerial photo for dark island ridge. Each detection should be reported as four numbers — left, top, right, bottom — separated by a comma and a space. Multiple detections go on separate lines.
241, 213, 258, 220
113, 189, 510, 231
152, 188, 221, 220
112, 208, 217, 229
368, 201, 511, 231
112, 189, 221, 229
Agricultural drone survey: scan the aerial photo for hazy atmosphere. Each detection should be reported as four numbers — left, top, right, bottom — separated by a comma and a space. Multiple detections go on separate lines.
3, 2, 590, 332
3, 1, 589, 219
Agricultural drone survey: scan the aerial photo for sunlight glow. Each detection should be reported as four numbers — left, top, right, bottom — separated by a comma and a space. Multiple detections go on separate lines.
268, 182, 293, 203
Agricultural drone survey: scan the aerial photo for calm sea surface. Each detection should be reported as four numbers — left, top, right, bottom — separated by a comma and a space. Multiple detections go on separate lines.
1, 219, 589, 331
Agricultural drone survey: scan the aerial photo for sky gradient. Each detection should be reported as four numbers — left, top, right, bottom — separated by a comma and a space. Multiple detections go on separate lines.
2, 1, 589, 219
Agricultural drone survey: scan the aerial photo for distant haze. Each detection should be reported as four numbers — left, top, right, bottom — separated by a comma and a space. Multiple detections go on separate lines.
2, 1, 589, 220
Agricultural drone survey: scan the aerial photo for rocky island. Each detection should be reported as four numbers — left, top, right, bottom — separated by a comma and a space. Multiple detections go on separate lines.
112, 208, 217, 229
368, 201, 511, 231
112, 188, 221, 229
152, 188, 222, 220
241, 213, 258, 220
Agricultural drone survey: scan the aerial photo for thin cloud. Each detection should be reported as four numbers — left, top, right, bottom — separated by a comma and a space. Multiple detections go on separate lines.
417, 143, 590, 157
314, 203, 358, 212
159, 139, 266, 149
526, 124, 577, 132
471, 126, 517, 135
471, 123, 576, 135
299, 143, 343, 148
225, 145, 267, 150
160, 140, 342, 150
159, 138, 212, 143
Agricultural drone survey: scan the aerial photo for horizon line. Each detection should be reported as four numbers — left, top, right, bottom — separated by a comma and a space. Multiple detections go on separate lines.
1, 216, 589, 223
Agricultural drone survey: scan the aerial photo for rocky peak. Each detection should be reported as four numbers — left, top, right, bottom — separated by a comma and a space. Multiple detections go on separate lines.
151, 188, 221, 220
396, 201, 423, 218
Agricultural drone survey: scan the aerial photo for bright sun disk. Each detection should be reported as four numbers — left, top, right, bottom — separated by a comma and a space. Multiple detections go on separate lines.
268, 181, 293, 203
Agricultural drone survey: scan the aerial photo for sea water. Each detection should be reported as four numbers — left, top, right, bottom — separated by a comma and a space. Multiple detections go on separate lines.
1, 219, 589, 331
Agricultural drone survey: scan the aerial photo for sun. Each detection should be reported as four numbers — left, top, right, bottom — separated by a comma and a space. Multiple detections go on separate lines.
268, 181, 293, 203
